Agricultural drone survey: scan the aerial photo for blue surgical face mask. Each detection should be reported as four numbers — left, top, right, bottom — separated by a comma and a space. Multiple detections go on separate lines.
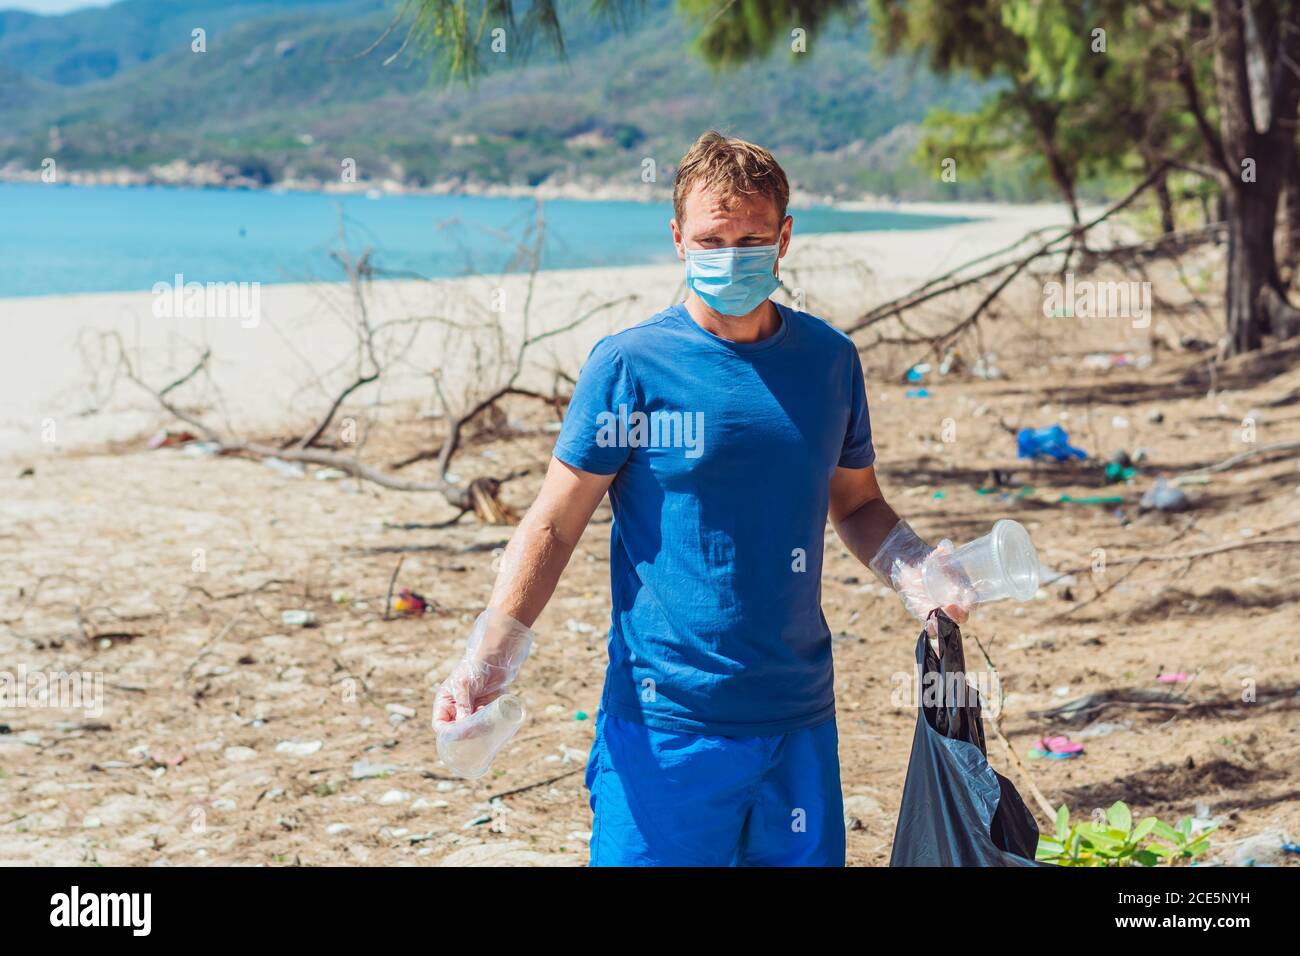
684, 244, 781, 316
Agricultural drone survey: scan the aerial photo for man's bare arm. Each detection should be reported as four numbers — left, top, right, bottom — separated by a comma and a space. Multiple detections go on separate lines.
828, 464, 900, 566
433, 456, 612, 729
487, 456, 616, 627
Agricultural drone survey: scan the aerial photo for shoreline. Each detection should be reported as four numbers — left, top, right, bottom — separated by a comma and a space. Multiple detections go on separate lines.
0, 166, 671, 204
0, 163, 1037, 213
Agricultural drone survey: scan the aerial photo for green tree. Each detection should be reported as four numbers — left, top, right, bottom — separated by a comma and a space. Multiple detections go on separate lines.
406, 0, 1300, 353
1194, 0, 1300, 350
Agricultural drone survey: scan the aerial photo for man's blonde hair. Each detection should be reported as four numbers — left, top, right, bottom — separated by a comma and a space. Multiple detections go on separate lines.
673, 131, 790, 225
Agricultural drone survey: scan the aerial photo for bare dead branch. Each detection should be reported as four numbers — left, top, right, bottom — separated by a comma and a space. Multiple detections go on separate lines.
1058, 534, 1300, 576
1182, 439, 1300, 475
383, 557, 405, 621
289, 372, 379, 450
848, 163, 1177, 341
967, 632, 1058, 825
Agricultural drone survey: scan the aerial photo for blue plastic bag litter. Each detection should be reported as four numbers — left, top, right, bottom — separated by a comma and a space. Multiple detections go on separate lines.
890, 611, 1047, 867
1017, 425, 1087, 462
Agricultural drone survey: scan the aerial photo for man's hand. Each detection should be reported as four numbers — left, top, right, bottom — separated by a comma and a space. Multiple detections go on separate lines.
432, 608, 534, 733
890, 539, 977, 638
432, 658, 505, 730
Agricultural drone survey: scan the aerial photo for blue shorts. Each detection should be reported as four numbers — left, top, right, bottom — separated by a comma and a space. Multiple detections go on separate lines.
584, 709, 845, 866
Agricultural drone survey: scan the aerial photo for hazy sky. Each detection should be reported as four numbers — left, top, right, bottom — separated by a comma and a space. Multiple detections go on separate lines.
2, 0, 119, 13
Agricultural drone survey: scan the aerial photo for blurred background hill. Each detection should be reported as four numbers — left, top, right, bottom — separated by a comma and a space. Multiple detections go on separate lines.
0, 0, 1040, 199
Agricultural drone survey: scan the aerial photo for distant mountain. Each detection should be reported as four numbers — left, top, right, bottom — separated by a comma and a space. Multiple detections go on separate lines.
0, 1, 338, 84
0, 0, 1038, 200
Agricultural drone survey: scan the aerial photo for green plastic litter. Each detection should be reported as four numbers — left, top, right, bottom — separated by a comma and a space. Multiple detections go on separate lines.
1104, 462, 1137, 483
1059, 494, 1124, 505
574, 710, 589, 721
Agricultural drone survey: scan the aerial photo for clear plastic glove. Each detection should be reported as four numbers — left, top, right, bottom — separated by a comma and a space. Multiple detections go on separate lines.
869, 520, 977, 639
432, 608, 534, 733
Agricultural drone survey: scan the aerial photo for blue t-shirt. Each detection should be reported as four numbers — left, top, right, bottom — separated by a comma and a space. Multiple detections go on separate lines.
553, 302, 875, 736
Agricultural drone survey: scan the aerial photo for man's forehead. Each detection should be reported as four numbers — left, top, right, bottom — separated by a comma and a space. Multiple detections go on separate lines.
681, 186, 780, 229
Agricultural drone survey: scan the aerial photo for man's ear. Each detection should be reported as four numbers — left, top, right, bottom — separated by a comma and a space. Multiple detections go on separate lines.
670, 218, 686, 260
778, 215, 793, 257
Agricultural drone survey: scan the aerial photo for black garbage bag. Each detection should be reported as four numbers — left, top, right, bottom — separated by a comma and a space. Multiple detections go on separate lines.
889, 611, 1046, 866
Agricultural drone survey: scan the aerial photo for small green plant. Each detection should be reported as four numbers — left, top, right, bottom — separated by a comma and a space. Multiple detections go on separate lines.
1036, 801, 1215, 866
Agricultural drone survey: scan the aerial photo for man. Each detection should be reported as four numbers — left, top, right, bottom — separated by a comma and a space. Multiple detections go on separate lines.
433, 131, 971, 866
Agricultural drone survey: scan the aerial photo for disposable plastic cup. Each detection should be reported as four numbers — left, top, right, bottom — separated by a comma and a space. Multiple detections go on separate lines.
923, 519, 1040, 607
437, 694, 526, 779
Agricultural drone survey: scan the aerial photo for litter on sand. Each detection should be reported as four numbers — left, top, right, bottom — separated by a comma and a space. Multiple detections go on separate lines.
147, 429, 198, 448
1140, 477, 1192, 513
1105, 451, 1138, 484
263, 457, 306, 479
392, 589, 430, 616
1081, 352, 1153, 371
1028, 736, 1085, 759
1017, 425, 1087, 462
1231, 830, 1297, 866
972, 354, 1003, 380
977, 480, 1036, 500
